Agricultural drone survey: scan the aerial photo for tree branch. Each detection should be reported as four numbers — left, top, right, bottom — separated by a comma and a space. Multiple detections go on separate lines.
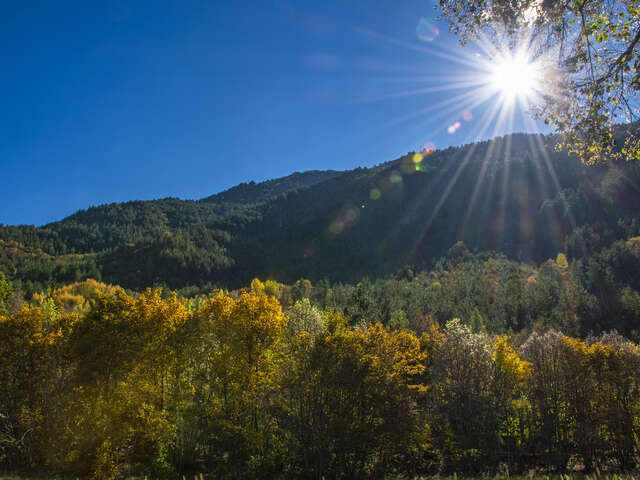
596, 26, 640, 85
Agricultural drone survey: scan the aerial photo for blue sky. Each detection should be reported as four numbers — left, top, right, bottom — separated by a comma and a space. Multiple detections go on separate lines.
1, 0, 546, 226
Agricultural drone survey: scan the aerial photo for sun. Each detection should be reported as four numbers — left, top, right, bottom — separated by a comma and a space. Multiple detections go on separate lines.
488, 51, 541, 103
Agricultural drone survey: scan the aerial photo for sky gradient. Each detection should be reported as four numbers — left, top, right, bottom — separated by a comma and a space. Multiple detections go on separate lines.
1, 0, 547, 226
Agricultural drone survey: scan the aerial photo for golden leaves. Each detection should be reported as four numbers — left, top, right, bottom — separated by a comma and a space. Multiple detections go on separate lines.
493, 335, 531, 385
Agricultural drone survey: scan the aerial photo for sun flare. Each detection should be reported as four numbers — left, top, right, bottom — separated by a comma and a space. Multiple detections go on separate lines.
488, 52, 541, 103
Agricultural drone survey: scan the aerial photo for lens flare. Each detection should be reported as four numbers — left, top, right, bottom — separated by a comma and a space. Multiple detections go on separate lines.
328, 207, 359, 236
416, 18, 439, 42
390, 172, 403, 184
488, 51, 541, 102
354, 24, 564, 268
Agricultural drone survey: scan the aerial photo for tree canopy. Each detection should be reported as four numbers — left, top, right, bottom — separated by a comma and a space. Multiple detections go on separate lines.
437, 0, 640, 164
1, 277, 639, 478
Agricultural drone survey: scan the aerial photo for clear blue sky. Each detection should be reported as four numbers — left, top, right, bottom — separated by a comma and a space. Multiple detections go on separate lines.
1, 0, 545, 226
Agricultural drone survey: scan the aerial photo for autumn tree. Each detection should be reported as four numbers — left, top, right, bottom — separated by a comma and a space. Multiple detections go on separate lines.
286, 298, 325, 336
2, 275, 640, 477
193, 287, 286, 475
426, 320, 528, 472
0, 302, 75, 471
521, 330, 576, 470
277, 322, 427, 478
0, 272, 13, 317
52, 288, 190, 479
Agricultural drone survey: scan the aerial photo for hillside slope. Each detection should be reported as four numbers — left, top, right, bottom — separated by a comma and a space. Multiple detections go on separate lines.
2, 132, 640, 292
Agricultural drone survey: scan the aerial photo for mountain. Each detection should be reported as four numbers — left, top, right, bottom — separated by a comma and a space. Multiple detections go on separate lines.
200, 170, 343, 204
2, 132, 640, 294
0, 170, 343, 257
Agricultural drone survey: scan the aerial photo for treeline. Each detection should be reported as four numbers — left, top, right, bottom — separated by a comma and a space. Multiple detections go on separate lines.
4, 232, 640, 341
1, 275, 639, 479
178, 237, 640, 341
200, 169, 342, 204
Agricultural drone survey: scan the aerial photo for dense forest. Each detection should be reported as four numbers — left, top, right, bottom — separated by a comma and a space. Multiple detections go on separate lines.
2, 132, 640, 296
0, 272, 639, 479
3, 131, 640, 478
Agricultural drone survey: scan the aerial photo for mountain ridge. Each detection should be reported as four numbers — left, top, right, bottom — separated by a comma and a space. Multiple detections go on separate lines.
200, 169, 344, 204
2, 131, 640, 294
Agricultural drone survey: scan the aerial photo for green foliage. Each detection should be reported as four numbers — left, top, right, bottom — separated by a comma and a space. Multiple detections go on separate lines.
287, 298, 325, 336
4, 133, 640, 295
277, 239, 640, 338
1, 277, 639, 478
0, 271, 14, 317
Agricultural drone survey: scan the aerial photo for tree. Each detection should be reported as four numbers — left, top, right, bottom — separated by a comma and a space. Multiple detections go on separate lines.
194, 288, 287, 475
291, 278, 313, 303
0, 272, 14, 317
287, 298, 325, 337
437, 0, 640, 164
277, 323, 427, 478
0, 301, 75, 472
556, 253, 569, 269
427, 320, 510, 472
521, 330, 574, 470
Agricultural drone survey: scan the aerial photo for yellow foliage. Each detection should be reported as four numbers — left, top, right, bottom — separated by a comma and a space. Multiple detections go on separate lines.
263, 279, 281, 299
556, 252, 569, 269
627, 236, 640, 255
358, 323, 427, 389
3, 276, 640, 477
493, 335, 531, 386
322, 307, 349, 334
250, 278, 265, 293
420, 323, 445, 359
199, 288, 286, 356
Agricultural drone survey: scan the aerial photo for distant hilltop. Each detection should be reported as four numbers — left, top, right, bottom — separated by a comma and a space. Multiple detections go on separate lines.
201, 170, 344, 205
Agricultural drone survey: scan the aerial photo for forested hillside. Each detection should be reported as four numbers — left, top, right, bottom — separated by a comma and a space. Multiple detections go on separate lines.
2, 132, 640, 295
3, 132, 640, 478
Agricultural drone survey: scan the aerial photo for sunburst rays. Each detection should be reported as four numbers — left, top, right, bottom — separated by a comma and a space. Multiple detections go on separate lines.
346, 22, 570, 265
